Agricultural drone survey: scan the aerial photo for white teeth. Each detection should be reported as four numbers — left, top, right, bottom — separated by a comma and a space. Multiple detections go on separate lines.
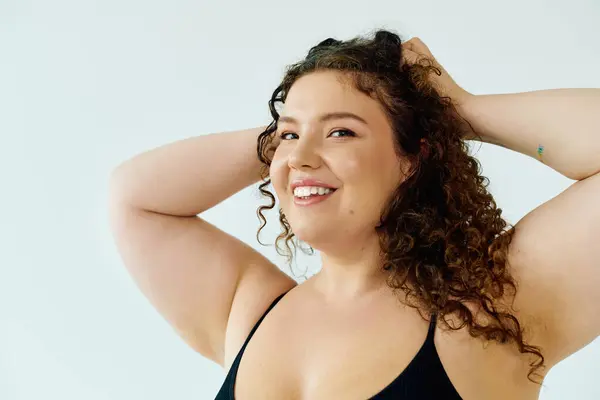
293, 186, 334, 198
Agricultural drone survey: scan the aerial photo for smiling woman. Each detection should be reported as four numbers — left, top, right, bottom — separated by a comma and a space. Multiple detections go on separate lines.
250, 30, 549, 398
268, 71, 412, 262
109, 27, 599, 400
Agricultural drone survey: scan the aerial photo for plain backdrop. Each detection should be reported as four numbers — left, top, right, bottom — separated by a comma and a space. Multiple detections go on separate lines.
1, 0, 599, 399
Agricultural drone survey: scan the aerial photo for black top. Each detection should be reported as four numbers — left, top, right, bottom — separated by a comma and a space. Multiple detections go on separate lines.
215, 290, 463, 399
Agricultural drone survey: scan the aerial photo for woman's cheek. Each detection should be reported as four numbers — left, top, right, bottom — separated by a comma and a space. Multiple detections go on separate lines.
335, 157, 362, 182
269, 159, 288, 199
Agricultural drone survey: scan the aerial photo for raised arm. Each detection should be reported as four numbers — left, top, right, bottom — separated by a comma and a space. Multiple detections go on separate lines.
108, 126, 296, 367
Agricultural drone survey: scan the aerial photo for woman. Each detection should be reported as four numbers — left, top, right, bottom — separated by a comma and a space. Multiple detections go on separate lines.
108, 30, 600, 399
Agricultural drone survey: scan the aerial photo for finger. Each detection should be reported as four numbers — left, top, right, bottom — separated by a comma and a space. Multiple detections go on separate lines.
404, 37, 433, 58
401, 47, 424, 65
401, 48, 418, 64
402, 38, 417, 52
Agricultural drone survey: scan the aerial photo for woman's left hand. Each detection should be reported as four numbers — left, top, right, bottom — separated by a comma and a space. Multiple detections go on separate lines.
401, 37, 474, 110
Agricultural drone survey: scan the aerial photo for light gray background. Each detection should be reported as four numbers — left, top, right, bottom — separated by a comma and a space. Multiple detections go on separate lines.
1, 0, 598, 399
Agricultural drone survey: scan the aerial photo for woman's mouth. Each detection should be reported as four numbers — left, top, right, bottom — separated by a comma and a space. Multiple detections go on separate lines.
292, 188, 337, 207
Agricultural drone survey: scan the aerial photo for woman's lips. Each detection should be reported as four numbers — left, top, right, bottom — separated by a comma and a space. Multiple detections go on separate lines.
293, 189, 337, 207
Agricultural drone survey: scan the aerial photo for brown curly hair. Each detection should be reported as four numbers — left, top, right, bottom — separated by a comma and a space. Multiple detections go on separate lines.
254, 28, 546, 385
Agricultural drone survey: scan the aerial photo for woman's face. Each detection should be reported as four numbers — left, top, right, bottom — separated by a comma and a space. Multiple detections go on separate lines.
270, 70, 411, 252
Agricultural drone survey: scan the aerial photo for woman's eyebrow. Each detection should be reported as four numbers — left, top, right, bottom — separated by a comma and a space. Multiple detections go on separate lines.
278, 112, 369, 126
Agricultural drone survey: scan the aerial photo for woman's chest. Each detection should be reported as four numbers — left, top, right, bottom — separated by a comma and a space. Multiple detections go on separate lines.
231, 303, 542, 400
234, 309, 425, 399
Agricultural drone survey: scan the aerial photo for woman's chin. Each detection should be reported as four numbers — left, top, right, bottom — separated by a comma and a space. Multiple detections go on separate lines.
290, 225, 330, 248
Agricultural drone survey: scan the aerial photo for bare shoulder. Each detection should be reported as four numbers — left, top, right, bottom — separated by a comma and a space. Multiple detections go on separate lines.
108, 197, 298, 370
223, 263, 297, 370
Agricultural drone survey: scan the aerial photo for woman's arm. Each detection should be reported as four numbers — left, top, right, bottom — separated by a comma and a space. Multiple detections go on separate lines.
459, 89, 600, 366
460, 88, 600, 181
110, 125, 269, 215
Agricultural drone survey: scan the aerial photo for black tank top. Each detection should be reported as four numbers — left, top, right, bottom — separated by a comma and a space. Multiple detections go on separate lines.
215, 290, 463, 399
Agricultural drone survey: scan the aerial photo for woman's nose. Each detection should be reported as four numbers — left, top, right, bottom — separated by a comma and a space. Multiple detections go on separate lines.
287, 139, 322, 170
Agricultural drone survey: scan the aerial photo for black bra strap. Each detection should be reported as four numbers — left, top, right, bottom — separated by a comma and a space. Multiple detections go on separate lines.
427, 312, 438, 339
245, 291, 288, 343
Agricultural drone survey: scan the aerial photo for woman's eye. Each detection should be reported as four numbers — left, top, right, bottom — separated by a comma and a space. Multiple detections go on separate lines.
279, 129, 355, 140
279, 132, 298, 140
329, 129, 356, 138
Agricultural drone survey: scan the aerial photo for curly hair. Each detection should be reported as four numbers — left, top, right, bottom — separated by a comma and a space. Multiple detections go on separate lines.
254, 28, 546, 385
